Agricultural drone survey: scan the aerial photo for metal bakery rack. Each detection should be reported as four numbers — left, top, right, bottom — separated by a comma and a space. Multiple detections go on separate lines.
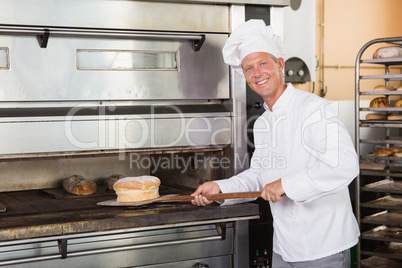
355, 37, 402, 268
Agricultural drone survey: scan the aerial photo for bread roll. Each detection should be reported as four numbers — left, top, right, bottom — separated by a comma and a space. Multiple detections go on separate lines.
365, 113, 386, 120
113, 176, 160, 202
397, 85, 402, 91
387, 114, 402, 120
373, 148, 393, 156
105, 174, 124, 191
369, 97, 390, 108
374, 85, 393, 91
389, 146, 402, 153
373, 46, 402, 59
395, 99, 402, 108
393, 152, 402, 157
63, 175, 97, 195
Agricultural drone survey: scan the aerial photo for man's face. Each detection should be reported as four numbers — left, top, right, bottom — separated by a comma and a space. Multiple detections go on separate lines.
241, 52, 284, 101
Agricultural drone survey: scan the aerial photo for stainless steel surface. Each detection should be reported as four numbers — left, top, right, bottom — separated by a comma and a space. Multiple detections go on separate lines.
0, 113, 231, 155
0, 0, 230, 33
0, 220, 245, 267
229, 5, 248, 175
0, 0, 282, 267
0, 32, 229, 101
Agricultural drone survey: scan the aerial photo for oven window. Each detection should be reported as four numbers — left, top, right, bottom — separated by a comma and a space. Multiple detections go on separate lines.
76, 49, 178, 71
0, 47, 9, 69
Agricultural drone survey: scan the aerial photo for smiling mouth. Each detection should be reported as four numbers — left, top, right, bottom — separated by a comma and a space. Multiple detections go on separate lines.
256, 79, 268, 85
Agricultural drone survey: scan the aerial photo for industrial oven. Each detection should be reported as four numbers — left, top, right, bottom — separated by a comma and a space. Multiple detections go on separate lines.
0, 0, 289, 267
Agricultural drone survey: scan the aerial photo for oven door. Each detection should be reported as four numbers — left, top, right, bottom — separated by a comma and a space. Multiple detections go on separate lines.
0, 221, 236, 267
0, 32, 229, 102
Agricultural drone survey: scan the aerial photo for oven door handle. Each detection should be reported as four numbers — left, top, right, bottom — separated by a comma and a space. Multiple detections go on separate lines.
0, 26, 206, 50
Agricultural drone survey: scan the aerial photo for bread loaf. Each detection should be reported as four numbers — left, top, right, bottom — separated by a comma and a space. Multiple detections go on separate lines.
373, 148, 393, 156
395, 99, 402, 108
105, 174, 124, 191
397, 85, 402, 91
63, 175, 97, 195
387, 114, 402, 120
113, 175, 160, 202
374, 85, 393, 91
389, 146, 402, 153
373, 46, 402, 59
369, 97, 390, 108
365, 113, 386, 120
393, 152, 402, 157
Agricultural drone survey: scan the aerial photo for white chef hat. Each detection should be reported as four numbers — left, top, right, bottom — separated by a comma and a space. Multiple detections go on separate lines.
222, 19, 285, 74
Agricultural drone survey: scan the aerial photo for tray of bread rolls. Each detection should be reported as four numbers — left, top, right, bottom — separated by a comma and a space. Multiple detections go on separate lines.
362, 94, 402, 124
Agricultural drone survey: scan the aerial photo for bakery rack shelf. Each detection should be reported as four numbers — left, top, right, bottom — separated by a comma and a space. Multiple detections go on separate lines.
361, 243, 402, 260
361, 256, 402, 268
361, 211, 402, 226
355, 36, 402, 267
360, 91, 402, 96
362, 179, 402, 194
360, 122, 402, 128
360, 139, 402, 144
361, 58, 402, 65
361, 226, 402, 243
360, 74, 402, 81
361, 155, 402, 160
361, 157, 402, 162
360, 170, 402, 177
360, 108, 402, 112
362, 196, 402, 210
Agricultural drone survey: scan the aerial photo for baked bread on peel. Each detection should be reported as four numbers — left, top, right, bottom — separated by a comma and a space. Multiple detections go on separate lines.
113, 175, 161, 202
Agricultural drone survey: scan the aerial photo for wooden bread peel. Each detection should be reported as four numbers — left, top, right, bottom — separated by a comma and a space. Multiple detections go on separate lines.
97, 191, 262, 207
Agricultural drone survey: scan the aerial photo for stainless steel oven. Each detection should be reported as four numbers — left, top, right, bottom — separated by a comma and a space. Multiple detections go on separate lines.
0, 0, 289, 267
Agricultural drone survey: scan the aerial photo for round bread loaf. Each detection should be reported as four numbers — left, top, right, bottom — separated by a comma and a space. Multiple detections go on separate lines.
373, 46, 402, 59
373, 148, 393, 156
374, 85, 393, 91
395, 99, 402, 108
397, 85, 402, 91
105, 174, 124, 191
369, 97, 390, 108
113, 175, 161, 202
365, 113, 386, 120
63, 175, 97, 195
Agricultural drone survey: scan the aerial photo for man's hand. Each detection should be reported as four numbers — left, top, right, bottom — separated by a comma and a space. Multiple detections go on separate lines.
191, 181, 221, 206
261, 178, 285, 203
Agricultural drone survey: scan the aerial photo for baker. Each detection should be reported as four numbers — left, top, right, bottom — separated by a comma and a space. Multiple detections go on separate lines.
191, 19, 360, 268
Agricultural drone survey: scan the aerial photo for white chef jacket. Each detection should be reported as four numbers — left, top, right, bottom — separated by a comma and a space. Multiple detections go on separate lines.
216, 83, 360, 262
